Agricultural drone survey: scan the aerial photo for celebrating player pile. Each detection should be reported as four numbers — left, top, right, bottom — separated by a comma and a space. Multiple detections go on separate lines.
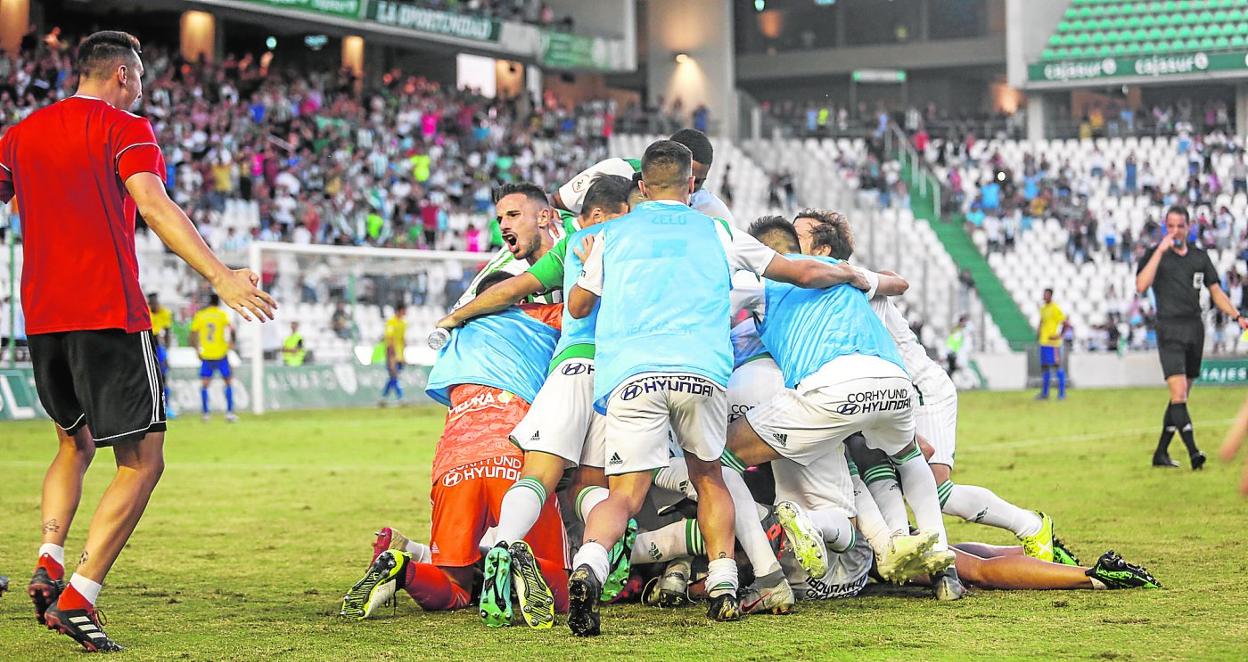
339, 130, 1160, 637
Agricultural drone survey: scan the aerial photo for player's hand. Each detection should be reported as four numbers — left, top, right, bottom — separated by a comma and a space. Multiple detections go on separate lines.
1158, 227, 1182, 253
1237, 316, 1248, 331
573, 234, 596, 262
212, 268, 277, 322
435, 314, 459, 331
848, 266, 871, 291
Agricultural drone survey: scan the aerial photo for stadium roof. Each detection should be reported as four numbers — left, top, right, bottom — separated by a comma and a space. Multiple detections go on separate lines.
1027, 0, 1248, 88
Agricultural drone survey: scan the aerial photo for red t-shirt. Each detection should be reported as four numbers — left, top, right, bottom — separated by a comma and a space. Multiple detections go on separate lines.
0, 96, 166, 334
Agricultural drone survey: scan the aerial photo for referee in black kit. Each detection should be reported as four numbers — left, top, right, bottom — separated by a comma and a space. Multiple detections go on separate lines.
1136, 206, 1248, 470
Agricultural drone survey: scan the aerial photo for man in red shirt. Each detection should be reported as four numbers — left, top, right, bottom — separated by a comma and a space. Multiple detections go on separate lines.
0, 31, 276, 653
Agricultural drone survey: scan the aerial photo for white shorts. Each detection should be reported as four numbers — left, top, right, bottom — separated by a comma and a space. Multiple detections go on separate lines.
510, 358, 607, 467
728, 356, 784, 423
745, 355, 916, 466
605, 372, 727, 476
730, 357, 855, 515
915, 385, 957, 468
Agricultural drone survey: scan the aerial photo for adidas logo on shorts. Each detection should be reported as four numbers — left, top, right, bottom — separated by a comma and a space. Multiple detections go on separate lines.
772, 432, 788, 447
609, 452, 623, 465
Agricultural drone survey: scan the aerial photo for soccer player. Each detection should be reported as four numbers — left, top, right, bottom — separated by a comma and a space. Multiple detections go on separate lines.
379, 304, 407, 405
340, 275, 570, 628
432, 175, 633, 626
147, 292, 175, 418
1036, 288, 1068, 401
553, 128, 735, 227
452, 182, 566, 310
1219, 393, 1248, 495
796, 210, 1059, 562
1, 31, 274, 652
721, 220, 965, 600
1136, 206, 1248, 469
564, 140, 868, 635
190, 294, 236, 422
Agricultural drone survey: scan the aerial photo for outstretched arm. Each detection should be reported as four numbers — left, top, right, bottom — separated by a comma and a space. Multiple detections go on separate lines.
126, 172, 276, 322
763, 254, 870, 290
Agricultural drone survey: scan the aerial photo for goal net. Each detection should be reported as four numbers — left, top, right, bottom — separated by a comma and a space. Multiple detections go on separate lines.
242, 241, 497, 415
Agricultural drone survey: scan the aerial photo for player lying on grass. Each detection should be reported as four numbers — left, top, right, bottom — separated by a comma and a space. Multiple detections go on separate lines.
339, 274, 570, 628
795, 209, 1063, 561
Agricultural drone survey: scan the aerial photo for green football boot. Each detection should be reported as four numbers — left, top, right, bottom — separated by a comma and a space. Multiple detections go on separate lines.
479, 543, 514, 627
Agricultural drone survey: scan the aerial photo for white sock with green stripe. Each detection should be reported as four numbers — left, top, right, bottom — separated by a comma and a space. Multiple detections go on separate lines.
575, 486, 610, 523
653, 461, 698, 500
807, 507, 855, 554
892, 446, 948, 550
705, 557, 738, 598
495, 477, 548, 545
852, 475, 895, 559
942, 482, 1043, 538
631, 519, 703, 564
862, 463, 908, 536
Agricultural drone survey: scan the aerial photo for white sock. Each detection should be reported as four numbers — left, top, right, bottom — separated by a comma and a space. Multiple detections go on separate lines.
851, 475, 894, 559
865, 477, 909, 536
38, 543, 65, 566
894, 453, 949, 550
705, 557, 739, 597
494, 477, 548, 544
943, 484, 1043, 539
631, 519, 702, 564
405, 541, 433, 564
69, 574, 102, 605
575, 486, 609, 523
807, 508, 855, 554
572, 541, 611, 584
722, 468, 782, 577
653, 460, 697, 500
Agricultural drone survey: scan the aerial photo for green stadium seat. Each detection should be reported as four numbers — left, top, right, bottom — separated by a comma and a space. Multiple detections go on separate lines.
1200, 36, 1216, 47
1141, 40, 1157, 53
1132, 27, 1148, 40
1097, 44, 1112, 55
1091, 31, 1107, 44
1125, 41, 1143, 54
1185, 37, 1201, 48
1141, 14, 1157, 27
1113, 16, 1128, 28
1112, 43, 1128, 54
1231, 34, 1246, 46
1125, 15, 1142, 27
1163, 26, 1178, 39
1148, 26, 1164, 39
1178, 25, 1193, 38
1239, 22, 1248, 34
1215, 35, 1231, 47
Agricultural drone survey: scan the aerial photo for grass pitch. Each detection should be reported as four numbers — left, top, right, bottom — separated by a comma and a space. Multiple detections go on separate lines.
2, 387, 1248, 660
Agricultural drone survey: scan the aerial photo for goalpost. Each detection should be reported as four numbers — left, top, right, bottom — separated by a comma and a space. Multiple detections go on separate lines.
245, 241, 496, 415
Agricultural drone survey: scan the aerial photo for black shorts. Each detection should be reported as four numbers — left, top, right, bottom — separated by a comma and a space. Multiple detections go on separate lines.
29, 329, 167, 446
1155, 322, 1204, 379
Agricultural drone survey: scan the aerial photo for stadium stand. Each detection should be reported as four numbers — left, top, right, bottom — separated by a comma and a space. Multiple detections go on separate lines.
1040, 0, 1248, 62
921, 130, 1248, 351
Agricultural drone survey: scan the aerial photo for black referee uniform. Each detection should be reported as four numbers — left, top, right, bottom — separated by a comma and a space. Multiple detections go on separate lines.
1137, 243, 1219, 468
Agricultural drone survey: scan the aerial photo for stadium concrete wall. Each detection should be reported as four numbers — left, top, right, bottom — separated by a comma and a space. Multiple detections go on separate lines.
974, 353, 1248, 391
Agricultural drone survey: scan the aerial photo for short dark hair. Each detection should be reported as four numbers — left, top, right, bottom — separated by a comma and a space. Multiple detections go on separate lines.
581, 175, 631, 218
748, 216, 800, 254
641, 140, 692, 192
1165, 205, 1190, 224
395, 301, 408, 313
208, 293, 220, 306
797, 208, 854, 260
77, 31, 141, 79
494, 182, 548, 206
670, 128, 714, 165
1043, 288, 1054, 296
475, 271, 514, 296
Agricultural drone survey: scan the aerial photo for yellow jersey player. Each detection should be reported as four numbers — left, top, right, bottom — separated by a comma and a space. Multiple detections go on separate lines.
190, 294, 236, 422
1036, 288, 1068, 401
381, 303, 407, 405
147, 292, 175, 418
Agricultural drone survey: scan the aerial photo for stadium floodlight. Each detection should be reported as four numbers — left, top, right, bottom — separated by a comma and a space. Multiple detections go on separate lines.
245, 241, 498, 414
